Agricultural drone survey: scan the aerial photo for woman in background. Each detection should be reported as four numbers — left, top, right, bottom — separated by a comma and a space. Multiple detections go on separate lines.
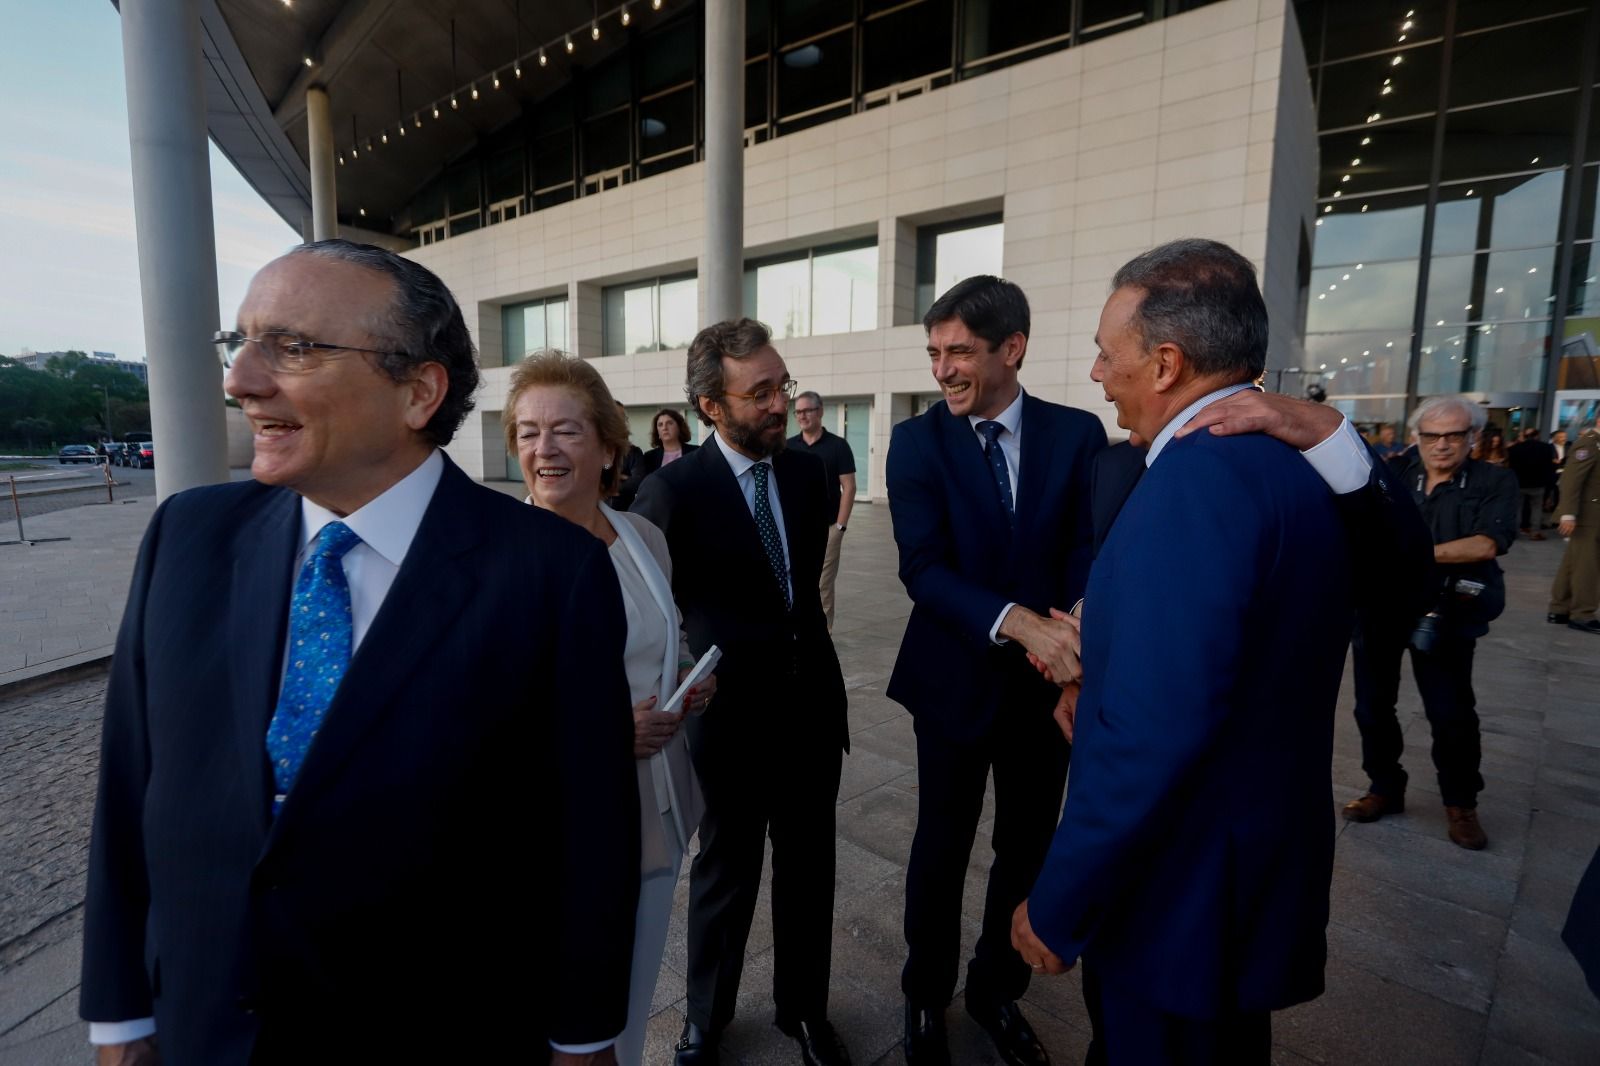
504, 351, 713, 1066
636, 407, 699, 483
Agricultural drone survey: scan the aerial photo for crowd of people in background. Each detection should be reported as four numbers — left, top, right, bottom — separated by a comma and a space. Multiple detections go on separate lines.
75, 237, 1599, 1066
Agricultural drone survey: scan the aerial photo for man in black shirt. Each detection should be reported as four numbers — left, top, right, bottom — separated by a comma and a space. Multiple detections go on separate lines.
1507, 427, 1557, 538
788, 391, 857, 630
1344, 397, 1519, 850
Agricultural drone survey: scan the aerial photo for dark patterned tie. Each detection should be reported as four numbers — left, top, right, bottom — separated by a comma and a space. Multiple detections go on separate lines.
750, 462, 792, 610
266, 521, 362, 815
977, 420, 1015, 526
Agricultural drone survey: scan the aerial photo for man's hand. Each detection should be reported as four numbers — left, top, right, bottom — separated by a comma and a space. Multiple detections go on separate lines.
1050, 681, 1081, 743
553, 1048, 618, 1066
1559, 516, 1577, 537
97, 1038, 159, 1066
1000, 606, 1082, 684
1175, 389, 1343, 451
1010, 900, 1072, 976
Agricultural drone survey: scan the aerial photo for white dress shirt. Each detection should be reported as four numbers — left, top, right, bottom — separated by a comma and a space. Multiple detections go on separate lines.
713, 430, 794, 604
971, 389, 1029, 644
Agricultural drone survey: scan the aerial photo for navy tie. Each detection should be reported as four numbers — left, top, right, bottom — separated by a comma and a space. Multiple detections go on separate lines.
267, 521, 363, 815
750, 462, 792, 610
977, 420, 1015, 524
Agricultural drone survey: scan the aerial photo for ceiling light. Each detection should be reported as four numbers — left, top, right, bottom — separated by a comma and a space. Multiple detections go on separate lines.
351, 145, 358, 159
492, 73, 500, 89
1495, 287, 1504, 293
1464, 304, 1472, 310
621, 5, 631, 25
1531, 156, 1540, 164
303, 56, 314, 67
539, 48, 548, 66
1361, 204, 1369, 213
1333, 190, 1342, 197
1356, 264, 1364, 269
337, 153, 344, 165
399, 124, 406, 137
1402, 20, 1413, 30
591, 21, 601, 40
1315, 219, 1323, 227
1319, 364, 1328, 370
1366, 113, 1381, 123
1465, 188, 1474, 196
1361, 137, 1371, 145
359, 207, 366, 217
515, 64, 523, 78
380, 130, 388, 144
415, 113, 422, 128
1318, 293, 1326, 299
1529, 267, 1538, 273
451, 94, 459, 109
1330, 284, 1338, 290
1436, 319, 1445, 325
566, 35, 575, 53
1386, 341, 1393, 347
653, 0, 663, 8
1341, 174, 1350, 182
1362, 350, 1370, 356
1351, 158, 1361, 166
1340, 357, 1348, 364
1323, 205, 1333, 213
1391, 55, 1403, 66
433, 104, 441, 118
1398, 34, 1406, 42
471, 84, 480, 100
1381, 85, 1393, 95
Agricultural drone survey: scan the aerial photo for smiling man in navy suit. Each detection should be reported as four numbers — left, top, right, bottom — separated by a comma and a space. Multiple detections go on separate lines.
80, 241, 639, 1066
887, 276, 1107, 1065
1013, 240, 1355, 1064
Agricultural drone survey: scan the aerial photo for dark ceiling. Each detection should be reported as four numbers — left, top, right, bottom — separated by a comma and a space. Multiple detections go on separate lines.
207, 0, 685, 232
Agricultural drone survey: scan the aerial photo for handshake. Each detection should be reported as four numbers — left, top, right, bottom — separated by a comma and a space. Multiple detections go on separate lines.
999, 602, 1085, 743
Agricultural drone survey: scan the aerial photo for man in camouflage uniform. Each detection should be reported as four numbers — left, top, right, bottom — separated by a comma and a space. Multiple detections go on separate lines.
1549, 416, 1600, 634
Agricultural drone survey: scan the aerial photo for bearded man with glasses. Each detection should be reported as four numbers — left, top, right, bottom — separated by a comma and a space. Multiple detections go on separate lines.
1342, 396, 1520, 850
633, 319, 852, 1066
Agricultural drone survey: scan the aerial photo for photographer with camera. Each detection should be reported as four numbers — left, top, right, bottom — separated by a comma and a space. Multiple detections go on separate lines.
1343, 397, 1519, 850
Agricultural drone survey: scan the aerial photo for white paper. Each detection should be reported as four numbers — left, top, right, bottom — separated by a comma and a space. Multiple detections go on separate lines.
662, 644, 721, 716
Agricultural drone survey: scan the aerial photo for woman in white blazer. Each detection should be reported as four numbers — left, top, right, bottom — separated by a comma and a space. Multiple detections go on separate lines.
504, 350, 711, 1066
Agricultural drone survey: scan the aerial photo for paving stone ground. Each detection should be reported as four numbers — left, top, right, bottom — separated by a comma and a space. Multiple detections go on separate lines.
1, 498, 1597, 1065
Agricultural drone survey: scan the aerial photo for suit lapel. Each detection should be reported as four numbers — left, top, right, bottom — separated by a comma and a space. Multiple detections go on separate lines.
1013, 394, 1052, 536
229, 487, 302, 827
265, 460, 482, 842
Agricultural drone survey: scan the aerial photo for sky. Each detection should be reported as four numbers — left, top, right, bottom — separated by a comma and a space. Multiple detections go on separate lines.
0, 0, 301, 364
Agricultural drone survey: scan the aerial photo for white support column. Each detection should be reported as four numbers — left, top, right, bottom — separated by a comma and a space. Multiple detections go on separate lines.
702, 0, 745, 325
306, 85, 337, 241
121, 0, 229, 500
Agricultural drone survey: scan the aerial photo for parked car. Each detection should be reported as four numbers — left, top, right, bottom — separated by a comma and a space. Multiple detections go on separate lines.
58, 444, 99, 465
103, 442, 127, 465
130, 441, 155, 469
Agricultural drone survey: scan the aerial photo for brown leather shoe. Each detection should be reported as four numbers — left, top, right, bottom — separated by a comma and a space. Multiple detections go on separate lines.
1446, 806, 1487, 850
1342, 792, 1404, 822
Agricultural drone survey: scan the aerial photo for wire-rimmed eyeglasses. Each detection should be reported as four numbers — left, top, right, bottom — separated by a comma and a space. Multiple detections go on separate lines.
212, 330, 406, 374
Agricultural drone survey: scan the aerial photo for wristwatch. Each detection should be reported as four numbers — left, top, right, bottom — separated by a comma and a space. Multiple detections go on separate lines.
836, 523, 847, 532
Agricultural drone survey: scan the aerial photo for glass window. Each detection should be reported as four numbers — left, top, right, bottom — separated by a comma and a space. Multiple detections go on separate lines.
658, 276, 699, 351
603, 275, 698, 356
1314, 190, 1425, 265
961, 0, 1070, 67
1321, 2, 1444, 63
1319, 118, 1434, 198
1305, 330, 1412, 396
584, 110, 632, 175
1317, 44, 1440, 131
1307, 259, 1418, 332
746, 242, 878, 339
533, 129, 574, 189
1441, 93, 1578, 184
1081, 0, 1146, 30
1574, 165, 1599, 242
486, 146, 524, 205
778, 26, 853, 118
445, 161, 480, 213
748, 0, 771, 56
1447, 14, 1586, 109
586, 54, 632, 115
502, 296, 571, 364
1567, 245, 1600, 317
640, 19, 696, 94
1432, 172, 1566, 255
746, 59, 770, 130
778, 0, 853, 42
1456, 0, 1584, 32
641, 84, 696, 159
862, 0, 953, 92
916, 217, 1005, 316
1421, 319, 1551, 393
1424, 247, 1558, 327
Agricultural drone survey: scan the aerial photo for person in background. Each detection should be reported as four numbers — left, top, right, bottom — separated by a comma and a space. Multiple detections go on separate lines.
611, 400, 647, 510
1507, 427, 1557, 540
1549, 416, 1600, 635
506, 351, 715, 1066
636, 407, 700, 482
1373, 422, 1406, 461
1473, 425, 1508, 466
788, 391, 857, 631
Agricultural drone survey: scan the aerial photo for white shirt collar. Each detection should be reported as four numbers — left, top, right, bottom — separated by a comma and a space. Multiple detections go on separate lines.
1145, 382, 1256, 467
298, 449, 444, 567
967, 386, 1025, 438
712, 429, 772, 479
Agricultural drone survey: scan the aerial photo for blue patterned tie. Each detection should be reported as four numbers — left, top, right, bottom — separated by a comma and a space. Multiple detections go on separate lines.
750, 462, 792, 610
977, 420, 1014, 526
267, 520, 363, 815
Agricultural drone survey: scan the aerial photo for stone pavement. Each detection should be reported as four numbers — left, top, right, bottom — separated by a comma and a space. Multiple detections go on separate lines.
1, 499, 1598, 1064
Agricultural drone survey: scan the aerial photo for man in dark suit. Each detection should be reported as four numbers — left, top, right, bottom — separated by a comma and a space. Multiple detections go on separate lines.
631, 319, 850, 1066
80, 241, 640, 1066
887, 276, 1107, 1066
1013, 239, 1358, 1063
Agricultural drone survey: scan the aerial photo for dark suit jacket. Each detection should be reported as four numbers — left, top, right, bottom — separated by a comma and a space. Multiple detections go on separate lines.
79, 458, 640, 1065
636, 442, 700, 480
884, 394, 1107, 740
1093, 436, 1434, 634
631, 440, 846, 754
1030, 431, 1354, 1017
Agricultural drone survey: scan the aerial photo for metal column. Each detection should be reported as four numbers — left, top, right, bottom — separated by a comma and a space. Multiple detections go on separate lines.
306, 85, 338, 241
702, 0, 745, 325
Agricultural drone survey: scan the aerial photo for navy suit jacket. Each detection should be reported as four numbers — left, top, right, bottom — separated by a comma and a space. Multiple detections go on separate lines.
79, 458, 640, 1065
885, 394, 1106, 740
1029, 430, 1353, 1017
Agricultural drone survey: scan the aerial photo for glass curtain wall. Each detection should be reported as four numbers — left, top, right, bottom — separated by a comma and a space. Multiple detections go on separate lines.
502, 296, 571, 365
744, 240, 878, 338
602, 275, 699, 355
1300, 0, 1597, 429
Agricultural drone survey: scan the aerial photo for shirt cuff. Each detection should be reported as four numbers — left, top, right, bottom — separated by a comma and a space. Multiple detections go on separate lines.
990, 603, 1018, 645
1302, 417, 1374, 495
89, 1019, 157, 1045
551, 1038, 619, 1054
1562, 514, 1577, 522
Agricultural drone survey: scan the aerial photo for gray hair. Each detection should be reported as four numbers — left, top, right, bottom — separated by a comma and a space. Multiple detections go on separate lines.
797, 390, 824, 410
684, 318, 772, 426
1110, 238, 1268, 381
1409, 396, 1487, 444
290, 239, 480, 446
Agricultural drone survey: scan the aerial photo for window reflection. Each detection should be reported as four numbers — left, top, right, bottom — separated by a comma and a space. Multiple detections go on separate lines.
657, 276, 699, 351
1313, 192, 1424, 266
1318, 118, 1434, 199
503, 297, 570, 365
746, 241, 878, 339
1441, 93, 1577, 184
1418, 320, 1549, 394
1318, 2, 1445, 64
1305, 330, 1412, 396
1447, 14, 1586, 109
603, 275, 698, 355
961, 0, 1070, 66
1424, 248, 1558, 327
1307, 260, 1418, 332
916, 218, 1005, 316
1318, 44, 1440, 132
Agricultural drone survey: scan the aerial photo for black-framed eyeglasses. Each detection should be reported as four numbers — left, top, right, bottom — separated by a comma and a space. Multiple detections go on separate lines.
212, 330, 407, 374
1418, 430, 1471, 446
794, 404, 821, 415
722, 379, 798, 408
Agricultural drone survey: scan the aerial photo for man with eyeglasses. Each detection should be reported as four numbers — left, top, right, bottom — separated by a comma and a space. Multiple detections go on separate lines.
81, 240, 640, 1065
1343, 395, 1519, 850
632, 319, 851, 1066
788, 391, 857, 630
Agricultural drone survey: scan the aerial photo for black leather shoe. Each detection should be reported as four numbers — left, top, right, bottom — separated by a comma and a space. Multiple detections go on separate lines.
965, 997, 1052, 1066
776, 1017, 852, 1066
1549, 612, 1570, 624
1569, 619, 1600, 635
903, 1000, 950, 1066
674, 1021, 719, 1066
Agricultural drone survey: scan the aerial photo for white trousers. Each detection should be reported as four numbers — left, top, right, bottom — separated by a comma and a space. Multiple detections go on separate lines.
615, 845, 686, 1066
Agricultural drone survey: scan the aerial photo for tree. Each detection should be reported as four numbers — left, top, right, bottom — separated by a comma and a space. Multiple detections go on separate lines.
11, 417, 51, 452
44, 350, 89, 378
